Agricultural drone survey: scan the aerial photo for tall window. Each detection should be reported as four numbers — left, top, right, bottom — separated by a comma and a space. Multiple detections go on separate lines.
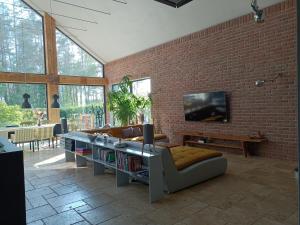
59, 85, 105, 130
0, 83, 47, 127
111, 78, 152, 125
132, 78, 151, 97
0, 0, 45, 74
132, 79, 151, 124
56, 29, 103, 77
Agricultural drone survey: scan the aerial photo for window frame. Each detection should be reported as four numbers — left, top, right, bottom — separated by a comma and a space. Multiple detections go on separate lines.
56, 28, 104, 78
111, 77, 151, 93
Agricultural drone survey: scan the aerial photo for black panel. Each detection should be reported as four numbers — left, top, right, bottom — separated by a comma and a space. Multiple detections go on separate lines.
0, 151, 26, 225
154, 0, 193, 8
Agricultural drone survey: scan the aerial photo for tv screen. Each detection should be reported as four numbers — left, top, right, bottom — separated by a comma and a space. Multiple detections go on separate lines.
183, 91, 228, 122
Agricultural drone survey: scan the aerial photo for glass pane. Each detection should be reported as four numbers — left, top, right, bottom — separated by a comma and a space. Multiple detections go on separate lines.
0, 0, 45, 74
132, 79, 151, 97
111, 78, 152, 125
132, 79, 151, 124
111, 84, 119, 92
56, 29, 103, 77
0, 83, 47, 127
59, 85, 105, 130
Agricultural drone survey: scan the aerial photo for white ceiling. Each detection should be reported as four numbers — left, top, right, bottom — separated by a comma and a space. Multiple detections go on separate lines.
24, 0, 284, 63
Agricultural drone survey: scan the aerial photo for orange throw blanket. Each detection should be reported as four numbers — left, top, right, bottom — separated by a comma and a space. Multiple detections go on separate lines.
170, 146, 222, 170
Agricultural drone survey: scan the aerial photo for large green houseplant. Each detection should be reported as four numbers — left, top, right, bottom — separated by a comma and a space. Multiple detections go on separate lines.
108, 75, 151, 126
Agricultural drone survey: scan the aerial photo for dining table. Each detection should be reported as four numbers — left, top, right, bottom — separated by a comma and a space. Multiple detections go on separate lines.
0, 124, 57, 139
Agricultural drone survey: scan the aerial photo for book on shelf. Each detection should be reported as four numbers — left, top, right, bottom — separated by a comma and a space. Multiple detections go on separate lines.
117, 152, 143, 172
99, 150, 115, 162
76, 148, 92, 156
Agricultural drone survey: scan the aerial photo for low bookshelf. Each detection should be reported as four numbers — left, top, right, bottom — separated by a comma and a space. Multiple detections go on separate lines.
60, 132, 164, 203
176, 131, 267, 157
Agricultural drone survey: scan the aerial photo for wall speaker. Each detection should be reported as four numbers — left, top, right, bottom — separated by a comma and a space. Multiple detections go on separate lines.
142, 124, 155, 153
61, 118, 68, 134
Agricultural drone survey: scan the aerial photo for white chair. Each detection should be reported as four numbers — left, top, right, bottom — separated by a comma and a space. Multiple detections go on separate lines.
11, 128, 36, 151
0, 131, 8, 139
35, 126, 54, 150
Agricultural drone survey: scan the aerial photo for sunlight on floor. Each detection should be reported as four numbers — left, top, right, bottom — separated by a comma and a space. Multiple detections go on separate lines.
34, 154, 65, 168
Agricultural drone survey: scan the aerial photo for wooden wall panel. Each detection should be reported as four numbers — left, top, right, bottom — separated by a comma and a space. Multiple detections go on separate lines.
44, 13, 60, 123
0, 72, 46, 83
59, 76, 108, 86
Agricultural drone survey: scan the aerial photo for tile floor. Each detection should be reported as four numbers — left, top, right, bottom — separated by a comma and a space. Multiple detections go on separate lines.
24, 146, 298, 225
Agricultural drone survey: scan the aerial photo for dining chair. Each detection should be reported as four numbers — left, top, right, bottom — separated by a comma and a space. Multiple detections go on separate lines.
11, 128, 36, 151
53, 124, 62, 147
35, 126, 54, 150
0, 131, 8, 139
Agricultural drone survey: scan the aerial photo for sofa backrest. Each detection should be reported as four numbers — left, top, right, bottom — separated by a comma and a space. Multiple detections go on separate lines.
109, 124, 143, 138
82, 124, 143, 138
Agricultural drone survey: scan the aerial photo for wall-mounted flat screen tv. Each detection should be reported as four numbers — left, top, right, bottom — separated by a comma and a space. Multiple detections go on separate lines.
183, 91, 228, 122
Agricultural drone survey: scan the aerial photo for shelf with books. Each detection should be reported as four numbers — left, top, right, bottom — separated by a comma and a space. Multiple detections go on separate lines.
61, 133, 164, 203
116, 151, 145, 172
65, 149, 75, 154
76, 154, 93, 162
94, 159, 116, 169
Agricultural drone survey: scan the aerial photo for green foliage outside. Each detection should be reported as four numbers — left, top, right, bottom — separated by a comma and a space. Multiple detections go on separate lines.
0, 102, 23, 126
0, 102, 44, 127
108, 76, 151, 126
60, 105, 104, 119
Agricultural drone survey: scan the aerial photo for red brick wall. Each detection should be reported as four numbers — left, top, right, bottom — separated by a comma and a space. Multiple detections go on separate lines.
105, 0, 297, 160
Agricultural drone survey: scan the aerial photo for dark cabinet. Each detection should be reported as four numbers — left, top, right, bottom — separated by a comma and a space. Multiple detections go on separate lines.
0, 137, 26, 225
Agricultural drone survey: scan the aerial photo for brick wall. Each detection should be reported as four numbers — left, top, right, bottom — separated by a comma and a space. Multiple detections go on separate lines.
105, 0, 297, 160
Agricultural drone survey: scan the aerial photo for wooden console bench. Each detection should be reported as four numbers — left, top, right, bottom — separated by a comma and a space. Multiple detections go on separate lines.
176, 131, 267, 157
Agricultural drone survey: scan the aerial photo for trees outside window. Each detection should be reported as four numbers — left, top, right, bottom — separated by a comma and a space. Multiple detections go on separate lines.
0, 0, 45, 74
59, 85, 105, 130
56, 29, 103, 77
110, 77, 151, 126
0, 83, 47, 126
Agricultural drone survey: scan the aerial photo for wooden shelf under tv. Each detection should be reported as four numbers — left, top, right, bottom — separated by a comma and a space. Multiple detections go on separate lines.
184, 141, 242, 150
176, 131, 267, 157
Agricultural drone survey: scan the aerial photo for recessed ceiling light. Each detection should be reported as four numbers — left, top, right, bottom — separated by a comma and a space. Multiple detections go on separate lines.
154, 0, 193, 8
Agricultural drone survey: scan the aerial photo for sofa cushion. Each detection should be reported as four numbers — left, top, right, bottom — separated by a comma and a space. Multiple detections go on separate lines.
170, 146, 222, 170
154, 134, 167, 140
122, 127, 133, 138
132, 127, 142, 137
124, 133, 168, 142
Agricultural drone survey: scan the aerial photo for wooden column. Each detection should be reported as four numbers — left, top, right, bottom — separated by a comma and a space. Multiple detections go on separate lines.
44, 13, 60, 123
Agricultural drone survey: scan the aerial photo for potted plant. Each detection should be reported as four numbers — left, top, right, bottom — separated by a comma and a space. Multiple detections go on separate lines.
108, 75, 151, 126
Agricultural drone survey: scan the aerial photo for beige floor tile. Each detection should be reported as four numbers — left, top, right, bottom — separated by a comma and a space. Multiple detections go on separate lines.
27, 220, 44, 225
43, 209, 84, 225
285, 211, 298, 225
83, 192, 115, 208
23, 147, 298, 225
81, 204, 121, 225
47, 190, 91, 208
26, 205, 57, 223
55, 200, 87, 213
179, 206, 228, 225
252, 217, 289, 225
